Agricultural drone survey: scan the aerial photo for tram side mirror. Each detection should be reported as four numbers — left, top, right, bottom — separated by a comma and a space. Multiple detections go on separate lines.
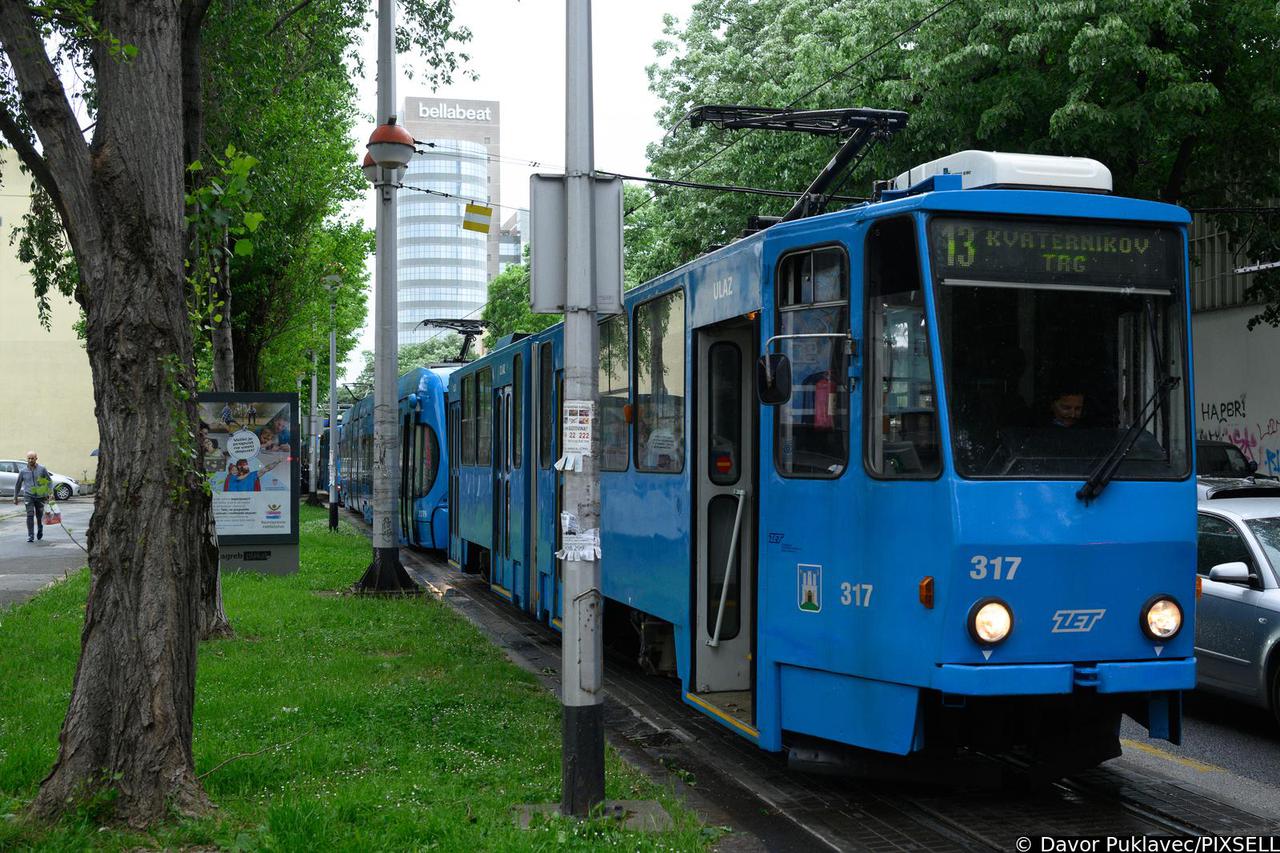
757, 353, 792, 405
1208, 561, 1252, 585
1247, 460, 1259, 474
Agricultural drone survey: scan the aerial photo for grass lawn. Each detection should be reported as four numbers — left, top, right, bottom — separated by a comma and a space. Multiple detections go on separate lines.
0, 506, 714, 851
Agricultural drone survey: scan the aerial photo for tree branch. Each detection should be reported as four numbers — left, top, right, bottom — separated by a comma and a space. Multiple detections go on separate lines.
267, 0, 316, 37
0, 99, 65, 214
0, 0, 96, 239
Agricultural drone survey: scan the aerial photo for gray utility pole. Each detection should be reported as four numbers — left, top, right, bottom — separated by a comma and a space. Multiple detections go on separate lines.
326, 276, 341, 531
356, 0, 417, 591
307, 351, 321, 505
560, 0, 605, 817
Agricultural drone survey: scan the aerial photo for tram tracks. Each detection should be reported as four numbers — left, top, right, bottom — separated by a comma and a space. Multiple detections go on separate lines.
400, 547, 1280, 851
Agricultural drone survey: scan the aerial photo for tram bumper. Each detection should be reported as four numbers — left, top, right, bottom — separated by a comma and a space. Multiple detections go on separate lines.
932, 656, 1196, 695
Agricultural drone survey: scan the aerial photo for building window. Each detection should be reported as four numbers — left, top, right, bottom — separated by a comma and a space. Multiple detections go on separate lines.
634, 289, 685, 473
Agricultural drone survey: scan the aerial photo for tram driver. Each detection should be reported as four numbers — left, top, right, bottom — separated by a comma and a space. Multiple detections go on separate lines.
1047, 387, 1085, 428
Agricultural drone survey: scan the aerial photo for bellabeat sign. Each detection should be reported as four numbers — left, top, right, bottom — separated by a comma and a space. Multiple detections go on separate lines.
417, 101, 495, 122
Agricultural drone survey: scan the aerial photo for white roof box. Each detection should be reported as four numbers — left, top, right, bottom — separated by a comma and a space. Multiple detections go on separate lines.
892, 150, 1112, 193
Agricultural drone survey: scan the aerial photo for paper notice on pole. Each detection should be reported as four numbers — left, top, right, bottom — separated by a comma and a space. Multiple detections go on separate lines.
555, 399, 594, 472
562, 400, 593, 455
556, 528, 601, 561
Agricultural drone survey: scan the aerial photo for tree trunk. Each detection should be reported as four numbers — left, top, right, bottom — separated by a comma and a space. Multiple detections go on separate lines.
18, 2, 212, 826
210, 226, 235, 392
202, 231, 236, 641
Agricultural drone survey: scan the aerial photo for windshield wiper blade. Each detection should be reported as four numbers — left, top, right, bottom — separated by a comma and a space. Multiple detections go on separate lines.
1077, 376, 1180, 505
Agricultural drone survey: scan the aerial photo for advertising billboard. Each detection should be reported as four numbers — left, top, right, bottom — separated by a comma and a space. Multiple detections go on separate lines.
197, 392, 299, 545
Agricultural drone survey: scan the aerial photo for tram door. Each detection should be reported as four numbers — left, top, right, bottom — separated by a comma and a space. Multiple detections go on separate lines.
448, 401, 461, 563
493, 387, 512, 596
693, 321, 756, 713
399, 412, 415, 546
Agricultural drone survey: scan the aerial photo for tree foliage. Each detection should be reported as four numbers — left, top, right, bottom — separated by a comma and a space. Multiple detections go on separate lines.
480, 262, 559, 349
349, 333, 472, 398
634, 0, 1280, 318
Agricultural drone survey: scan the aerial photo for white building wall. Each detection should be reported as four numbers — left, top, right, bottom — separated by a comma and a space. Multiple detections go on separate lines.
1192, 306, 1280, 477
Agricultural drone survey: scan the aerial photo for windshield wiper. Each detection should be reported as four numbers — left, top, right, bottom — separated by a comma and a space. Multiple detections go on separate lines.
1077, 375, 1180, 504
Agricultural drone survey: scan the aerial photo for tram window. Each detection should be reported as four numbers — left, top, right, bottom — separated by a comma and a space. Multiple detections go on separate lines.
513, 354, 523, 469
634, 289, 686, 474
865, 219, 941, 479
776, 246, 850, 478
539, 343, 554, 469
462, 374, 475, 465
929, 216, 1188, 480
477, 368, 492, 466
1196, 515, 1255, 577
422, 425, 439, 495
708, 342, 742, 485
599, 314, 630, 471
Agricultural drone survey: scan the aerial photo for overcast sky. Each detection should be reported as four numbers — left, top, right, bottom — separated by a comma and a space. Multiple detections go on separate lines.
344, 1, 695, 379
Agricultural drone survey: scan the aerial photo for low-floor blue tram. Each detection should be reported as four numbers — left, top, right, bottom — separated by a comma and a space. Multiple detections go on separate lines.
339, 366, 454, 550
444, 151, 1197, 769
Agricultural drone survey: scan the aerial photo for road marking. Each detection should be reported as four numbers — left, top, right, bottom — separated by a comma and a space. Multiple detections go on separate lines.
1121, 737, 1225, 773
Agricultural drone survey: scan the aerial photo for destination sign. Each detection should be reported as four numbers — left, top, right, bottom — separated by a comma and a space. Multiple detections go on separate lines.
928, 217, 1181, 292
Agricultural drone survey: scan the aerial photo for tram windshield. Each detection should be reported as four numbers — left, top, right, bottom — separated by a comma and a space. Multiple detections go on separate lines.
929, 216, 1190, 480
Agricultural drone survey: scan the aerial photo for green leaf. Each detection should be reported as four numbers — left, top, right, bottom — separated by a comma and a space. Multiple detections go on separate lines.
233, 239, 254, 256
188, 160, 203, 172
243, 211, 264, 233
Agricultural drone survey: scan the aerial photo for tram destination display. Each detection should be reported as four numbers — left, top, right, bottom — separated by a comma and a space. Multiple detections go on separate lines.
929, 217, 1181, 291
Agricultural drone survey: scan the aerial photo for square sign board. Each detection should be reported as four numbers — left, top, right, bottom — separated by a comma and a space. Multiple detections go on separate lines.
529, 172, 623, 315
197, 393, 300, 574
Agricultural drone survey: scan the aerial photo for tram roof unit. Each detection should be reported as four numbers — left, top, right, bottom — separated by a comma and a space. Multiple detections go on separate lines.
891, 150, 1113, 194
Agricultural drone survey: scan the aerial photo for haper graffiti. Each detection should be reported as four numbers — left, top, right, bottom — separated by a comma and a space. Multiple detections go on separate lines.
1197, 396, 1280, 476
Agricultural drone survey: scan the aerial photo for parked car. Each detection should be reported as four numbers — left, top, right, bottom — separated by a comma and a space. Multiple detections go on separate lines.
0, 459, 82, 501
1197, 439, 1275, 479
1195, 493, 1280, 726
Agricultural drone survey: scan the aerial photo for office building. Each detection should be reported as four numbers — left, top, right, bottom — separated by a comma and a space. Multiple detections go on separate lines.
399, 97, 501, 345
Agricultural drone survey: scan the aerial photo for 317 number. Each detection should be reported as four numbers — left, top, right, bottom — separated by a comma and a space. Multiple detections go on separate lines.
840, 582, 874, 607
969, 556, 1021, 580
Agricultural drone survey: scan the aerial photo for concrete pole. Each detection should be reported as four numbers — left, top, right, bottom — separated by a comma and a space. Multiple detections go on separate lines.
308, 351, 320, 504
329, 295, 339, 531
560, 0, 605, 817
357, 0, 416, 590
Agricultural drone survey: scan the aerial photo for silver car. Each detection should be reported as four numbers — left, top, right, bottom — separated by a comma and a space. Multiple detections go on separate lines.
0, 459, 82, 501
1195, 494, 1280, 726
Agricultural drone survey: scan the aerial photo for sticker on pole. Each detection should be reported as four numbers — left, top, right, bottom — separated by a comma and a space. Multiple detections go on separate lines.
554, 400, 594, 472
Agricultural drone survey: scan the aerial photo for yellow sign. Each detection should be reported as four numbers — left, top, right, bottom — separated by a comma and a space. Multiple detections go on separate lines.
462, 203, 492, 233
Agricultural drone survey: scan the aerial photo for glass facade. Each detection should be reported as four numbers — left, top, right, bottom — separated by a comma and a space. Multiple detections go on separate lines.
397, 137, 493, 344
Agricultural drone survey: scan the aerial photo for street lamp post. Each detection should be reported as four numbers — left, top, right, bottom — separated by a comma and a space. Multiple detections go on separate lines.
324, 274, 341, 531
307, 349, 321, 506
356, 0, 418, 592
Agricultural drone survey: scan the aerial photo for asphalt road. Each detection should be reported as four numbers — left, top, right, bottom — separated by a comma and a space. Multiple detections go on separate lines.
0, 496, 93, 608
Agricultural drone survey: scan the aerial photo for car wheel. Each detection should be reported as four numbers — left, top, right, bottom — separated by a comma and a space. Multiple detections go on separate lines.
54, 483, 72, 501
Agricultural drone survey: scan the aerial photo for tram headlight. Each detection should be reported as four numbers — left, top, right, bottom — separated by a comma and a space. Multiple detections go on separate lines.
968, 598, 1013, 645
1141, 596, 1182, 641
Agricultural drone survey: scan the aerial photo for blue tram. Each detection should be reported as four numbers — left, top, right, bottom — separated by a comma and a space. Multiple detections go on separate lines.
339, 366, 453, 550
448, 151, 1197, 769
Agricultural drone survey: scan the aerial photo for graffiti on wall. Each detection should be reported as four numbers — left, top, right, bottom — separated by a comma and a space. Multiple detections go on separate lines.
1196, 393, 1280, 476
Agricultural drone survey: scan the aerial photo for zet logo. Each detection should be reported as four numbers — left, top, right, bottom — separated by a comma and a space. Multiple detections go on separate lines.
265, 504, 283, 520
1051, 609, 1105, 633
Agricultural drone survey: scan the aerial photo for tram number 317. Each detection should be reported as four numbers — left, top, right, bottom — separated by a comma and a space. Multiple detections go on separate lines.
969, 555, 1022, 581
840, 582, 873, 607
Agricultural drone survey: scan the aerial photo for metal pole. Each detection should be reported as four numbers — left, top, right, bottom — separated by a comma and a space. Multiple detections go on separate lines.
357, 0, 416, 591
308, 351, 320, 504
560, 0, 604, 817
329, 295, 339, 531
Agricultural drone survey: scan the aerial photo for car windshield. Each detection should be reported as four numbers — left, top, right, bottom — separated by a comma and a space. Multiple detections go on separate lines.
929, 216, 1190, 479
1246, 517, 1280, 576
